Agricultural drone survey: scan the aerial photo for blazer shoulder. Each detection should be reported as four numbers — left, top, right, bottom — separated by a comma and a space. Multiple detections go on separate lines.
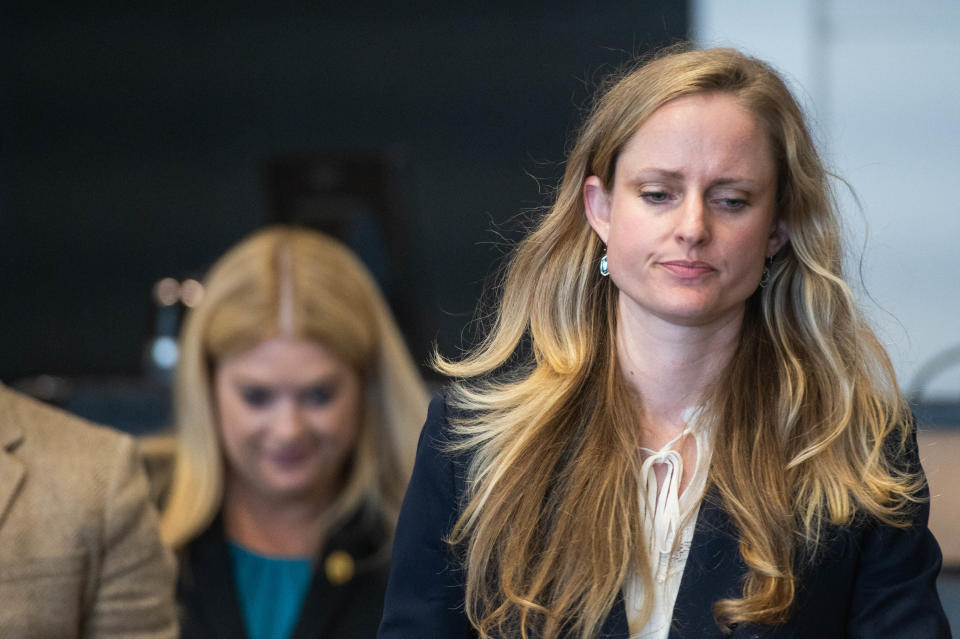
0, 386, 143, 515
2, 386, 134, 459
421, 390, 479, 444
419, 391, 476, 483
420, 392, 450, 441
0, 387, 178, 638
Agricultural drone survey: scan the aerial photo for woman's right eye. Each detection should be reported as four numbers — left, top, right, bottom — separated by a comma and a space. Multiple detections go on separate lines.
640, 190, 670, 204
240, 387, 272, 407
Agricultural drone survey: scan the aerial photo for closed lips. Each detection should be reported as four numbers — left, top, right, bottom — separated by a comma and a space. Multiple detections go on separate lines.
659, 260, 715, 275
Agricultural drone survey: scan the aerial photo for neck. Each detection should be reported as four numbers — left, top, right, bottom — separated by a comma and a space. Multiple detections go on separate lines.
616, 300, 743, 445
222, 481, 331, 557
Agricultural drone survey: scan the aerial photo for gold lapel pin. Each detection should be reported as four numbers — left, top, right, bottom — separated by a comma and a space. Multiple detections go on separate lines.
324, 550, 355, 585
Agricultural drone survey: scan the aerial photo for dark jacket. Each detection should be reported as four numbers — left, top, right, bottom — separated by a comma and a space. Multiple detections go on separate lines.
180, 509, 390, 639
378, 394, 950, 638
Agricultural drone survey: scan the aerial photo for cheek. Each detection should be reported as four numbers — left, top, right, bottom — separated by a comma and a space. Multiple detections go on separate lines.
605, 226, 656, 275
338, 386, 364, 449
318, 396, 361, 447
214, 392, 259, 462
730, 228, 774, 269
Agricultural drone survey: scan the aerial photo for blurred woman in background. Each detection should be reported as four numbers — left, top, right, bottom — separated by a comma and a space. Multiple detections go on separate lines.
161, 226, 427, 639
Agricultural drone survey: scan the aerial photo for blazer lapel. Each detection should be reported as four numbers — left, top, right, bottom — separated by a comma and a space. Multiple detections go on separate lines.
668, 492, 747, 639
598, 590, 631, 638
0, 389, 26, 527
180, 520, 249, 639
291, 512, 386, 639
289, 563, 344, 639
595, 493, 746, 639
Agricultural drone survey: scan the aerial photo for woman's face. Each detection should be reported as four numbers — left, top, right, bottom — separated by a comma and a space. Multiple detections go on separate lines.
214, 335, 362, 506
584, 91, 788, 330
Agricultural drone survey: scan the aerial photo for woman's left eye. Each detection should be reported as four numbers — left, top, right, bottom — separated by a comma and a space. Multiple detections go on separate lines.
240, 387, 273, 407
714, 197, 748, 211
302, 385, 335, 406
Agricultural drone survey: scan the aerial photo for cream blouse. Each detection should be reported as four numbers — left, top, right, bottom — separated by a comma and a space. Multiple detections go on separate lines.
624, 410, 713, 639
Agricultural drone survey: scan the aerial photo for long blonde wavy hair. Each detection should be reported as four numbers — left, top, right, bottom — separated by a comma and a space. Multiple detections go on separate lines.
437, 46, 924, 637
160, 226, 427, 549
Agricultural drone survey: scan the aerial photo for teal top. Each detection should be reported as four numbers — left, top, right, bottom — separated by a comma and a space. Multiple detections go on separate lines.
228, 542, 314, 639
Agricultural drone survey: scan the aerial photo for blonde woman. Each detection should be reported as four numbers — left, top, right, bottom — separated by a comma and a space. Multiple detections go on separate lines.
161, 226, 427, 639
378, 47, 949, 638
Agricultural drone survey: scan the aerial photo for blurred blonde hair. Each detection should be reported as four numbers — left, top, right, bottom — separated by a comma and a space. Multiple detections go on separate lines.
161, 226, 427, 549
438, 46, 923, 637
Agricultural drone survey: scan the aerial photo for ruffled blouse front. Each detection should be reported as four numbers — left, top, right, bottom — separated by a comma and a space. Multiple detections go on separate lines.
624, 410, 713, 639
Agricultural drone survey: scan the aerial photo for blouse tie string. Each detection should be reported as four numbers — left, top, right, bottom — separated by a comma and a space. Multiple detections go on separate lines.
638, 428, 693, 557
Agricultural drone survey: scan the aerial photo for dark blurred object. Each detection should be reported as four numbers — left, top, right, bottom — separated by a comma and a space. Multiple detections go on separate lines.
141, 275, 205, 384
13, 375, 171, 436
263, 151, 418, 353
907, 344, 960, 429
913, 402, 960, 428
908, 344, 960, 403
263, 151, 406, 298
143, 277, 182, 385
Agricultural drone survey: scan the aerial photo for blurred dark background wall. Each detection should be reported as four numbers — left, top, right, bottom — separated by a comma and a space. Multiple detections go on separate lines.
1, 2, 687, 385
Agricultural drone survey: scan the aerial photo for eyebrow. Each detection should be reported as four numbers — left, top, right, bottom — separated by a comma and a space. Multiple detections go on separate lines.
711, 177, 761, 188
628, 169, 683, 181
232, 375, 337, 388
626, 169, 762, 189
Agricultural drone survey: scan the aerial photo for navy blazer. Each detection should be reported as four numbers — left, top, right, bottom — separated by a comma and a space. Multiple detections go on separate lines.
180, 509, 389, 639
379, 394, 950, 638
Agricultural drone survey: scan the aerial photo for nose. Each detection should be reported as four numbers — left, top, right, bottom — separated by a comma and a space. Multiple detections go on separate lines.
272, 398, 307, 441
675, 195, 711, 246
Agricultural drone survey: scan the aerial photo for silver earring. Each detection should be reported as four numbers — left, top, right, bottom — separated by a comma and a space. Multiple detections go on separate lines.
759, 256, 773, 288
599, 253, 609, 277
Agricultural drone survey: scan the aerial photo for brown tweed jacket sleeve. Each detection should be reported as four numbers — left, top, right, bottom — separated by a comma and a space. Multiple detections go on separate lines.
0, 385, 178, 638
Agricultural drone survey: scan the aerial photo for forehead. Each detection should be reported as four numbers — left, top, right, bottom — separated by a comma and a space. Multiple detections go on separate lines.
217, 336, 351, 381
615, 92, 775, 184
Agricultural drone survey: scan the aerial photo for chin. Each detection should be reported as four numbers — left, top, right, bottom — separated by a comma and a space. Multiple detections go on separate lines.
264, 482, 325, 504
656, 293, 747, 323
651, 305, 730, 327
259, 470, 323, 499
